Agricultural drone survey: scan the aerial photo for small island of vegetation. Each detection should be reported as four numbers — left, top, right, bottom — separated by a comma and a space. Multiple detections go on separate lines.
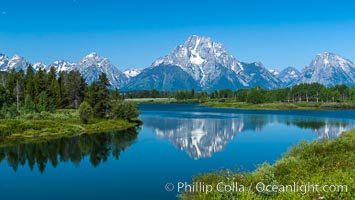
0, 66, 140, 141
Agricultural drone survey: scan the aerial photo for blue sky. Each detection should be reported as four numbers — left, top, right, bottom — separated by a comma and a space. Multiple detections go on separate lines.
1, 0, 355, 70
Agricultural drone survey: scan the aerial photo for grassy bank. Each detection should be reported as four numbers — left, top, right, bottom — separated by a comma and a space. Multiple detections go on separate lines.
127, 98, 355, 110
202, 100, 355, 110
179, 129, 355, 199
0, 109, 141, 143
126, 98, 203, 104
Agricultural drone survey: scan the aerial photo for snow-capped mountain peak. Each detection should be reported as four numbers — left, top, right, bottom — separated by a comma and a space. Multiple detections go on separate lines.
314, 52, 353, 71
76, 52, 128, 88
298, 52, 355, 86
48, 60, 75, 72
150, 35, 251, 90
79, 52, 109, 67
32, 62, 47, 71
5, 54, 29, 71
85, 52, 98, 58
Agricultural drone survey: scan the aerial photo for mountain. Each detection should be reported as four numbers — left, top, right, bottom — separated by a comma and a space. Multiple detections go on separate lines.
297, 52, 355, 86
0, 52, 128, 89
241, 62, 281, 90
0, 53, 9, 70
123, 68, 142, 78
126, 35, 281, 91
122, 65, 200, 91
32, 62, 47, 71
268, 69, 280, 76
74, 52, 128, 88
278, 66, 301, 87
2, 43, 355, 91
48, 60, 76, 72
0, 54, 29, 72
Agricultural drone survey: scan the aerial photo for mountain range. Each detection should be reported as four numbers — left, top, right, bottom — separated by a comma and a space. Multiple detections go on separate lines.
1, 35, 355, 91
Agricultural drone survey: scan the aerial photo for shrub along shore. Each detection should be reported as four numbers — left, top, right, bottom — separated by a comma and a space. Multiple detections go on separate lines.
179, 129, 355, 199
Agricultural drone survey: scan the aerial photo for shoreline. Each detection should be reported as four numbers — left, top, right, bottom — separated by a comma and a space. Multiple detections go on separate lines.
129, 98, 355, 110
179, 128, 355, 199
0, 118, 142, 146
202, 101, 355, 110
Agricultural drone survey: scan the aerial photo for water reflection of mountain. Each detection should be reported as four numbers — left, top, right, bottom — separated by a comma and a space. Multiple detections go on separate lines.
143, 114, 355, 159
146, 117, 244, 159
0, 128, 138, 173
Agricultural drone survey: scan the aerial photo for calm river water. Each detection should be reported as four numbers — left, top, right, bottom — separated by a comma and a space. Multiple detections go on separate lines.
1, 104, 355, 199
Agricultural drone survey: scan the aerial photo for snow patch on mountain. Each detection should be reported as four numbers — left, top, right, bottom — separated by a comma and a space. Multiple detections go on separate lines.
123, 68, 142, 78
268, 69, 280, 76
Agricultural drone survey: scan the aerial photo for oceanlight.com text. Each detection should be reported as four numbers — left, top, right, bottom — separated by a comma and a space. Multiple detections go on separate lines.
165, 181, 348, 195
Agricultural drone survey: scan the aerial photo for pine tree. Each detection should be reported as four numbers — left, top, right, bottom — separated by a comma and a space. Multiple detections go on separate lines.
67, 71, 86, 109
46, 66, 61, 108
84, 82, 98, 108
38, 91, 52, 112
34, 68, 47, 103
24, 94, 36, 113
93, 73, 110, 118
57, 71, 69, 108
25, 65, 36, 100
110, 88, 120, 101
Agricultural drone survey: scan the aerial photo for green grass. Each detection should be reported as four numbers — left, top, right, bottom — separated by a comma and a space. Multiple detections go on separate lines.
179, 129, 355, 200
0, 109, 141, 142
126, 98, 204, 104
202, 100, 355, 110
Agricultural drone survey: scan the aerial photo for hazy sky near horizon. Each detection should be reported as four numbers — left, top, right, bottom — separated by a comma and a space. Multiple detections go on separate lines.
1, 0, 355, 70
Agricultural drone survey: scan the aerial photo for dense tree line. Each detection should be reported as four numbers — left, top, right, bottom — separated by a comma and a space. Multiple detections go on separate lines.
0, 66, 86, 118
124, 89, 174, 99
240, 83, 355, 104
125, 83, 355, 104
0, 66, 138, 121
171, 84, 355, 104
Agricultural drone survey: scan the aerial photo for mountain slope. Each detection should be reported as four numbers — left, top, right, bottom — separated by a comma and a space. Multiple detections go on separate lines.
278, 66, 301, 87
122, 65, 200, 91
74, 52, 128, 88
242, 62, 281, 89
298, 52, 355, 86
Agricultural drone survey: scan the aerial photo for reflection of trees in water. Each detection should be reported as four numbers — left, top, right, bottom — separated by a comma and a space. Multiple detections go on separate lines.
0, 128, 138, 173
292, 120, 346, 129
